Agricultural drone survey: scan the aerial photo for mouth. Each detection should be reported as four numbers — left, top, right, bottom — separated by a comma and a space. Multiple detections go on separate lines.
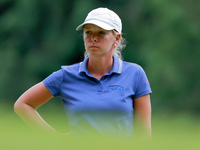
89, 46, 99, 49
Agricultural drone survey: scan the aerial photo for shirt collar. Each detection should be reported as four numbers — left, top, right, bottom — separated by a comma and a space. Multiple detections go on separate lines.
79, 55, 122, 75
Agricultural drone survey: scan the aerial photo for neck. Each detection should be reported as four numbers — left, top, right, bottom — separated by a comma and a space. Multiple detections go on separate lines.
87, 55, 114, 80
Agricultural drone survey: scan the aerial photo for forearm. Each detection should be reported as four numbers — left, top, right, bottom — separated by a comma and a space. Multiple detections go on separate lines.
134, 111, 152, 137
14, 103, 56, 134
14, 82, 57, 134
133, 94, 152, 138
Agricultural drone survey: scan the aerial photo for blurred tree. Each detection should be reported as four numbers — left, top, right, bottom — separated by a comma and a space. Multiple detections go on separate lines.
122, 0, 200, 113
0, 0, 199, 114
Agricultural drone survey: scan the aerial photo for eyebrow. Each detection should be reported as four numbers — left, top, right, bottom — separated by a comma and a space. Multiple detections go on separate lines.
83, 25, 94, 29
84, 27, 90, 30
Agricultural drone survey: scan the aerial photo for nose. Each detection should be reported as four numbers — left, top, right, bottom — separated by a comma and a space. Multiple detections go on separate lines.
90, 34, 98, 42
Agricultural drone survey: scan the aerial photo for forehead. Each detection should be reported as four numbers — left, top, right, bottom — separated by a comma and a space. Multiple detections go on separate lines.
84, 24, 108, 31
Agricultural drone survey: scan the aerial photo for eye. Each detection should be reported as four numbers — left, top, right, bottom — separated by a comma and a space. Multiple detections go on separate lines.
99, 31, 105, 34
85, 31, 91, 34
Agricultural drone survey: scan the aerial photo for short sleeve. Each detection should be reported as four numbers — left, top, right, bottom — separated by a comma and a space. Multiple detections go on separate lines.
134, 66, 152, 99
43, 69, 63, 97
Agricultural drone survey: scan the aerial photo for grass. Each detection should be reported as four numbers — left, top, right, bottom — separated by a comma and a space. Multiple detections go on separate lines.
1, 103, 200, 150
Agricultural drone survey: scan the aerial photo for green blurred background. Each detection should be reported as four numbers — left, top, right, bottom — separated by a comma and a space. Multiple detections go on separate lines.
1, 0, 200, 114
0, 0, 200, 148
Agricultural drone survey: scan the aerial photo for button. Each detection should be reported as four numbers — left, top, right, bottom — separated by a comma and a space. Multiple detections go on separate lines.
97, 86, 102, 92
97, 83, 103, 92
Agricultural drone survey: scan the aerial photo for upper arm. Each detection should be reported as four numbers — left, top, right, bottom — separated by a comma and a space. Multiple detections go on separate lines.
14, 82, 53, 110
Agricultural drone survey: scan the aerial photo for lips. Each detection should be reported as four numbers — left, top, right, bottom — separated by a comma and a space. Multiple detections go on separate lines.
89, 45, 99, 49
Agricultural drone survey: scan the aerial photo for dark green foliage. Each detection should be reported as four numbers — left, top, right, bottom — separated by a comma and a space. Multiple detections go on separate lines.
0, 0, 199, 114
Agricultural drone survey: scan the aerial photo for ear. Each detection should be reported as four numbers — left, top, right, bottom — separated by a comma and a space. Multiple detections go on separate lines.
115, 34, 121, 44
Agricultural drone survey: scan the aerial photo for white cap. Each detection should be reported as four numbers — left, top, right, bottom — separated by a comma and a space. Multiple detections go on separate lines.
76, 8, 122, 34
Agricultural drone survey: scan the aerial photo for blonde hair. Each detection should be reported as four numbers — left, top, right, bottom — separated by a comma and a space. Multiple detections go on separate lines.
84, 30, 127, 60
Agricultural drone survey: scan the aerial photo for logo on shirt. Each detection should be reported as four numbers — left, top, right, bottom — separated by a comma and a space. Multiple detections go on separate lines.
146, 78, 149, 84
108, 85, 125, 92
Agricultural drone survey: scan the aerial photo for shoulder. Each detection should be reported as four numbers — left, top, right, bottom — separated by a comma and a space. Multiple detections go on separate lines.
122, 61, 143, 73
45, 62, 81, 79
61, 62, 80, 72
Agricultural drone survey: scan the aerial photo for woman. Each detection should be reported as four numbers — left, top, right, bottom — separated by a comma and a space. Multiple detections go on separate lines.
14, 7, 152, 138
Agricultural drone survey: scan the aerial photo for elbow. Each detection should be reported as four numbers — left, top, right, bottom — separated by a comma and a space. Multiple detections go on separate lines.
14, 99, 36, 115
14, 100, 27, 115
14, 100, 21, 114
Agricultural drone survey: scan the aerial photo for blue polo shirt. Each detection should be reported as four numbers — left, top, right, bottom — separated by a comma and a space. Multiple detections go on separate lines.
43, 56, 152, 138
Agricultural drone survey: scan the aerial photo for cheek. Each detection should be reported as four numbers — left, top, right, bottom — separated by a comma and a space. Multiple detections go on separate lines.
83, 38, 89, 50
104, 37, 115, 47
105, 34, 115, 44
83, 37, 88, 45
83, 34, 88, 42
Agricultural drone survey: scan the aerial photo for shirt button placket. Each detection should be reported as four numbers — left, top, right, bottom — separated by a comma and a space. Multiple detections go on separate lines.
97, 83, 103, 93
